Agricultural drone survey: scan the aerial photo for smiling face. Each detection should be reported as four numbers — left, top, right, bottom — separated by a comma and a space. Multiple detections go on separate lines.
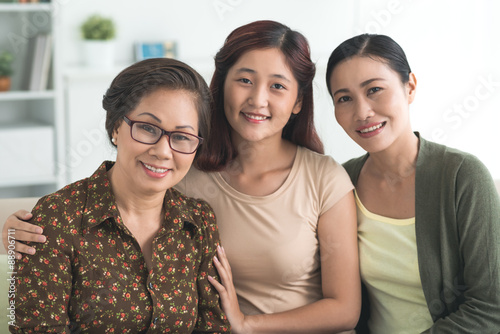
328, 55, 416, 154
223, 48, 302, 145
111, 89, 199, 195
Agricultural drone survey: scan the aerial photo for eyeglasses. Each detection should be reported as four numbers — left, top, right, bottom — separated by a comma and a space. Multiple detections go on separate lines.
122, 116, 203, 154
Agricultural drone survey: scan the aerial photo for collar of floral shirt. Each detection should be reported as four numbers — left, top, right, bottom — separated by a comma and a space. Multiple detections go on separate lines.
78, 161, 202, 239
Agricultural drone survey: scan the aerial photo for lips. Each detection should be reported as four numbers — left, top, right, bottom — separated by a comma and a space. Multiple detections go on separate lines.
356, 122, 386, 137
141, 162, 171, 178
242, 112, 270, 122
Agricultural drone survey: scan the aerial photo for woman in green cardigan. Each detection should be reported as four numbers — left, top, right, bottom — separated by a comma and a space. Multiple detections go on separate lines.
326, 34, 500, 333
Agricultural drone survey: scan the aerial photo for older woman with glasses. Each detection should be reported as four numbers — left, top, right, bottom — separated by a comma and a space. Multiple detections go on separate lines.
8, 58, 230, 333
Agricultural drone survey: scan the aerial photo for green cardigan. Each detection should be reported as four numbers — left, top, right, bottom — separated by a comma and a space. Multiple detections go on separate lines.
343, 135, 500, 333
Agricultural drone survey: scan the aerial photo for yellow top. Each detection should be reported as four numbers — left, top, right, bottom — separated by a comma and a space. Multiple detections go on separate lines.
356, 190, 433, 333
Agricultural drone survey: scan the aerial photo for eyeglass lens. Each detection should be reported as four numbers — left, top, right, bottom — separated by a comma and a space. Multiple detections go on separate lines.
131, 122, 200, 153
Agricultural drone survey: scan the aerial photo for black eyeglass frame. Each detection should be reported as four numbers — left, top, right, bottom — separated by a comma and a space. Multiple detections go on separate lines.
122, 116, 203, 154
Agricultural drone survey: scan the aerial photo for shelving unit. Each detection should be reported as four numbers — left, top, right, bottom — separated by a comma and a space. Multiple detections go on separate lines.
0, 1, 65, 198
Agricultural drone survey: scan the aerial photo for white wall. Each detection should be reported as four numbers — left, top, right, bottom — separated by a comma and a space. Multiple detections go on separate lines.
354, 0, 500, 179
58, 0, 500, 179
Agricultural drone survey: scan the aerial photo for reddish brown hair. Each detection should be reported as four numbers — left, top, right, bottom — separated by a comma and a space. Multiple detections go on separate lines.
196, 20, 324, 171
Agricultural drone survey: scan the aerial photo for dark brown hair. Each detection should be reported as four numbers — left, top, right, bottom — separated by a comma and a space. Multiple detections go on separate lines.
196, 20, 324, 171
102, 58, 211, 161
326, 34, 412, 95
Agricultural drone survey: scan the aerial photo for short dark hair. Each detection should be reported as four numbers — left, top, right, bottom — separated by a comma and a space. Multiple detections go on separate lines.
102, 58, 211, 161
326, 34, 412, 95
196, 20, 324, 171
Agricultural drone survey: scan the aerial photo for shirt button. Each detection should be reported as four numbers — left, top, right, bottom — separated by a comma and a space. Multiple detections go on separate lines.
148, 282, 154, 290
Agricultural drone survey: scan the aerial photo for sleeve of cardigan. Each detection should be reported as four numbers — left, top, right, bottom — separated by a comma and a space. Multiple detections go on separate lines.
425, 154, 500, 333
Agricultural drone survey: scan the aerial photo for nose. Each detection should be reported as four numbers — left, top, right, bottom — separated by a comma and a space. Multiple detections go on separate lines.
148, 135, 173, 160
354, 98, 375, 121
248, 85, 269, 108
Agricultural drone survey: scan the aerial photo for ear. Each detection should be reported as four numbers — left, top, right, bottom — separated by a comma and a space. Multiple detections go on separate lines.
407, 72, 417, 104
111, 128, 119, 146
292, 97, 302, 115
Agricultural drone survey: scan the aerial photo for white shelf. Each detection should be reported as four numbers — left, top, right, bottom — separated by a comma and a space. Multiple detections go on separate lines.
0, 3, 52, 12
64, 65, 130, 82
0, 120, 52, 129
0, 90, 56, 101
0, 1, 63, 197
0, 175, 57, 188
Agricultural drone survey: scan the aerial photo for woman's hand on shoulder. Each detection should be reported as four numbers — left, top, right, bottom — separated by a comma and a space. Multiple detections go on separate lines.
2, 210, 46, 259
208, 245, 248, 333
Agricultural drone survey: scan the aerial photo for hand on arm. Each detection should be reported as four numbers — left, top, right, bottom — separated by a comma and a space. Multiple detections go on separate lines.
2, 210, 46, 259
193, 202, 231, 333
210, 192, 361, 334
209, 245, 246, 333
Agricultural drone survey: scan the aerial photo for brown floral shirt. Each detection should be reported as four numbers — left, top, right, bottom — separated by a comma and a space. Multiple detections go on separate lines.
10, 161, 230, 333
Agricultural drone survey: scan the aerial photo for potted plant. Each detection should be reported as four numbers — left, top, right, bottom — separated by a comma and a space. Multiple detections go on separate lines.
80, 14, 116, 68
0, 51, 14, 92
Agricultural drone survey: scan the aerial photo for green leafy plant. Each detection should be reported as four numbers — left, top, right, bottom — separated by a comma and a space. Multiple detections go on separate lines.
0, 51, 14, 77
81, 15, 116, 40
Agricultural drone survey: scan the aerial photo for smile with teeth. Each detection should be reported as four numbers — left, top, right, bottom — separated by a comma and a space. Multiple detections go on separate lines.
143, 162, 169, 173
359, 122, 385, 133
243, 113, 269, 120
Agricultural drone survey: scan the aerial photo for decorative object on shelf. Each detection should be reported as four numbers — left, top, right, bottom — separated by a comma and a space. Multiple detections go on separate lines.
27, 33, 52, 91
0, 51, 13, 92
80, 14, 116, 68
135, 41, 177, 61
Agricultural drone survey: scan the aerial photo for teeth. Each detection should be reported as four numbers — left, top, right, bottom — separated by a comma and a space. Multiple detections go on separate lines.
244, 113, 268, 120
143, 163, 168, 173
359, 123, 384, 133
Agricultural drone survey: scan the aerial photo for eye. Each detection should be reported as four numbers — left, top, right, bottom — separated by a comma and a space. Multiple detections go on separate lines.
238, 78, 252, 84
368, 87, 381, 94
138, 123, 160, 135
337, 96, 351, 103
271, 83, 285, 90
171, 133, 193, 142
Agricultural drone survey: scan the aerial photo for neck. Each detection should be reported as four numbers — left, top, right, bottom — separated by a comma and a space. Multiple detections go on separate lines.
107, 165, 165, 223
367, 131, 419, 179
227, 135, 295, 175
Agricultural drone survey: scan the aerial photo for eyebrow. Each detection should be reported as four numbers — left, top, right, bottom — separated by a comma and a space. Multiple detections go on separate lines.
332, 78, 386, 97
175, 125, 195, 131
235, 67, 291, 83
138, 112, 162, 122
137, 112, 195, 131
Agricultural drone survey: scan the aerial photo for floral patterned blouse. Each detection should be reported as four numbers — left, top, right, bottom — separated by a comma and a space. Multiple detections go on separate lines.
10, 161, 230, 333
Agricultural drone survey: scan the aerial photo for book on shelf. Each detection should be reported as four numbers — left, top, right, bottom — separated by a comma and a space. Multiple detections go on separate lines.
27, 33, 52, 91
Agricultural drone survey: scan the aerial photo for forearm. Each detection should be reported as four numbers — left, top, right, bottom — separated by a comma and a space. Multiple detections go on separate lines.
242, 297, 359, 334
423, 300, 500, 334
